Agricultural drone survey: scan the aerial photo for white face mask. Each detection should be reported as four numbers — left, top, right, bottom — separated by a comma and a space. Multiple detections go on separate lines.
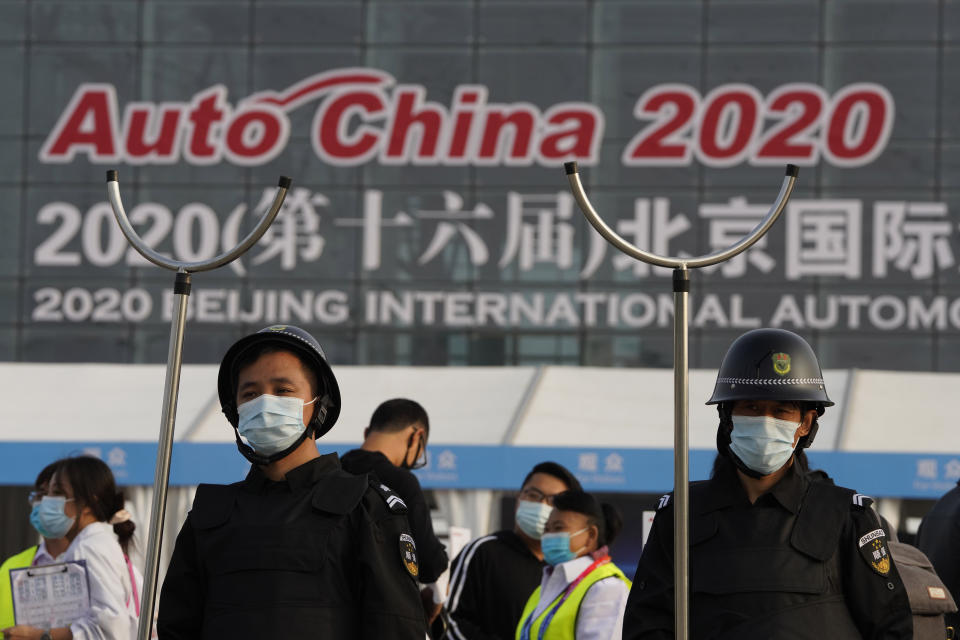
237, 394, 316, 456
515, 500, 553, 540
729, 415, 801, 476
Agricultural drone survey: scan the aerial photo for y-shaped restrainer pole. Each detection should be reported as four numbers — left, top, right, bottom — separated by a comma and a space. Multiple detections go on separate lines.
564, 162, 798, 640
105, 170, 291, 640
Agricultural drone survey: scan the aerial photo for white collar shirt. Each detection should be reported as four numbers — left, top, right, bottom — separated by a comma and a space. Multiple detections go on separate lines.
62, 521, 137, 640
528, 555, 628, 640
31, 539, 63, 566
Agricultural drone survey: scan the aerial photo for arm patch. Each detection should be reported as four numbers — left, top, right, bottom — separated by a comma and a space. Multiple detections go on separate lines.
371, 479, 408, 514
852, 493, 874, 509
657, 494, 671, 510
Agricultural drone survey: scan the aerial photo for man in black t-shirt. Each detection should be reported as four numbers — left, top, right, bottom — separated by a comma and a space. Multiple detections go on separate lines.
341, 399, 449, 622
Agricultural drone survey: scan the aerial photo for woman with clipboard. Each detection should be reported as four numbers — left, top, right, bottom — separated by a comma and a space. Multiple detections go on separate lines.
3, 456, 140, 640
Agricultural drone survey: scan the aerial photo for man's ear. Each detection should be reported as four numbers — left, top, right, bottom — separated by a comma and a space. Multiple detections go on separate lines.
799, 409, 817, 437
363, 426, 370, 439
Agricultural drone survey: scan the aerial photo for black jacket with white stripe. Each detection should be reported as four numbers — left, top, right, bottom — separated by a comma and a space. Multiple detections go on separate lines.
443, 530, 544, 640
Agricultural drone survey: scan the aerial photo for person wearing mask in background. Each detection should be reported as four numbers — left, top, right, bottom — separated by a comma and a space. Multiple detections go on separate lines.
444, 462, 582, 640
623, 328, 913, 639
341, 398, 448, 625
916, 479, 960, 633
0, 462, 68, 631
157, 325, 425, 639
516, 490, 630, 640
3, 456, 139, 640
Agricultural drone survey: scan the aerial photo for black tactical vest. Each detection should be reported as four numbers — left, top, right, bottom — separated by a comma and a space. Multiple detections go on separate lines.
687, 479, 862, 639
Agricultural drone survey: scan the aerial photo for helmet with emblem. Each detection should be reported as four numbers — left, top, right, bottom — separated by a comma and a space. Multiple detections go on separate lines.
218, 325, 341, 463
707, 328, 832, 407
708, 328, 832, 450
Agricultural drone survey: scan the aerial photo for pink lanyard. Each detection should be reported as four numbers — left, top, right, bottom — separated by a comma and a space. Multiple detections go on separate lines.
519, 556, 611, 640
125, 554, 140, 616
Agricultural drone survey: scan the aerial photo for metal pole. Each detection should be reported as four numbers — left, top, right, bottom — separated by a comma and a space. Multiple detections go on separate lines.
137, 271, 190, 640
104, 170, 290, 640
673, 268, 690, 640
563, 162, 798, 639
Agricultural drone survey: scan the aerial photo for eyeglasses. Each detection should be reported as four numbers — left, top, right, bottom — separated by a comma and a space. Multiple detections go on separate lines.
519, 487, 557, 505
27, 492, 73, 507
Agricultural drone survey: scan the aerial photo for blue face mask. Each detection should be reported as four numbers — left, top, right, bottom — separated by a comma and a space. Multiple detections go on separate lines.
237, 394, 316, 456
541, 527, 589, 566
729, 415, 801, 476
30, 496, 75, 539
515, 500, 553, 540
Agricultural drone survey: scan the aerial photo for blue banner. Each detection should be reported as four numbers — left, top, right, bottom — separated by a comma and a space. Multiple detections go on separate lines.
1, 442, 958, 499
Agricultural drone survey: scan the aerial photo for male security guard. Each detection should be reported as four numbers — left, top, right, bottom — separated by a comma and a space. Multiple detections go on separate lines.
341, 398, 449, 628
157, 325, 425, 639
623, 328, 913, 639
341, 398, 448, 585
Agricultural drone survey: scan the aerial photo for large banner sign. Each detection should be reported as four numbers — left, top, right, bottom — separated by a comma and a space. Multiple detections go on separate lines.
3, 2, 955, 374
39, 72, 892, 169
1, 441, 957, 499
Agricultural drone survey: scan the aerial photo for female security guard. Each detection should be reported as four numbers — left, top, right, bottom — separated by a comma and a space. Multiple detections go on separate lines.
622, 328, 913, 639
157, 325, 425, 639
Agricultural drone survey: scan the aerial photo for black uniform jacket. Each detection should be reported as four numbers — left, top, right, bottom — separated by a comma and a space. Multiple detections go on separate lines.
156, 454, 425, 640
623, 459, 913, 640
341, 448, 449, 583
443, 529, 544, 640
916, 479, 960, 631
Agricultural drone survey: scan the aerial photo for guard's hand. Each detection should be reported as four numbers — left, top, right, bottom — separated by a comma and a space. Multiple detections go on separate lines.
420, 587, 442, 624
1, 625, 44, 640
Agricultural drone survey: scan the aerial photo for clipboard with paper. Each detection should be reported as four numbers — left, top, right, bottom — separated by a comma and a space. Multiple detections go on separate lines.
10, 561, 91, 628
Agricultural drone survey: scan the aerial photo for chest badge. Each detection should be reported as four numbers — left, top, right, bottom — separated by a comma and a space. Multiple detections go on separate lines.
772, 352, 791, 376
858, 528, 891, 576
399, 533, 419, 578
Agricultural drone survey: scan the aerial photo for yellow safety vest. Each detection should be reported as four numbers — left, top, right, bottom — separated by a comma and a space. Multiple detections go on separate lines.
0, 546, 38, 629
515, 559, 631, 640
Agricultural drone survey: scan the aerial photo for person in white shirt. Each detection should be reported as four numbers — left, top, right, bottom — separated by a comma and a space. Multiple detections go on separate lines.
515, 490, 631, 640
3, 456, 139, 640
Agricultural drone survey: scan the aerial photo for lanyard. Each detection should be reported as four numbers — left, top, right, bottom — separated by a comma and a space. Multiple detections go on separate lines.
125, 554, 140, 616
519, 556, 611, 640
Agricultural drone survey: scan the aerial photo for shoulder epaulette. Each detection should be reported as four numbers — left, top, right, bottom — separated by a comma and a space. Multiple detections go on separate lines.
852, 493, 874, 509
657, 494, 671, 510
371, 479, 408, 514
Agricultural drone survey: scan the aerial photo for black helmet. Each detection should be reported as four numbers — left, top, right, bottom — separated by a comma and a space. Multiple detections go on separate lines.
218, 325, 341, 465
707, 328, 832, 407
710, 329, 830, 469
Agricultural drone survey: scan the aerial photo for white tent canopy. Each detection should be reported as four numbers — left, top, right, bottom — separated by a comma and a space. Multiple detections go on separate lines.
0, 363, 948, 453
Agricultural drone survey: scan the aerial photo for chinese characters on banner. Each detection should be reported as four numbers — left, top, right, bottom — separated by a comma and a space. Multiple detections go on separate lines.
33, 187, 958, 282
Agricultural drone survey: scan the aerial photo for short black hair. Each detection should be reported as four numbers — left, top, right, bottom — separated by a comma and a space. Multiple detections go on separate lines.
233, 343, 319, 398
521, 461, 582, 493
552, 490, 624, 547
369, 398, 429, 435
